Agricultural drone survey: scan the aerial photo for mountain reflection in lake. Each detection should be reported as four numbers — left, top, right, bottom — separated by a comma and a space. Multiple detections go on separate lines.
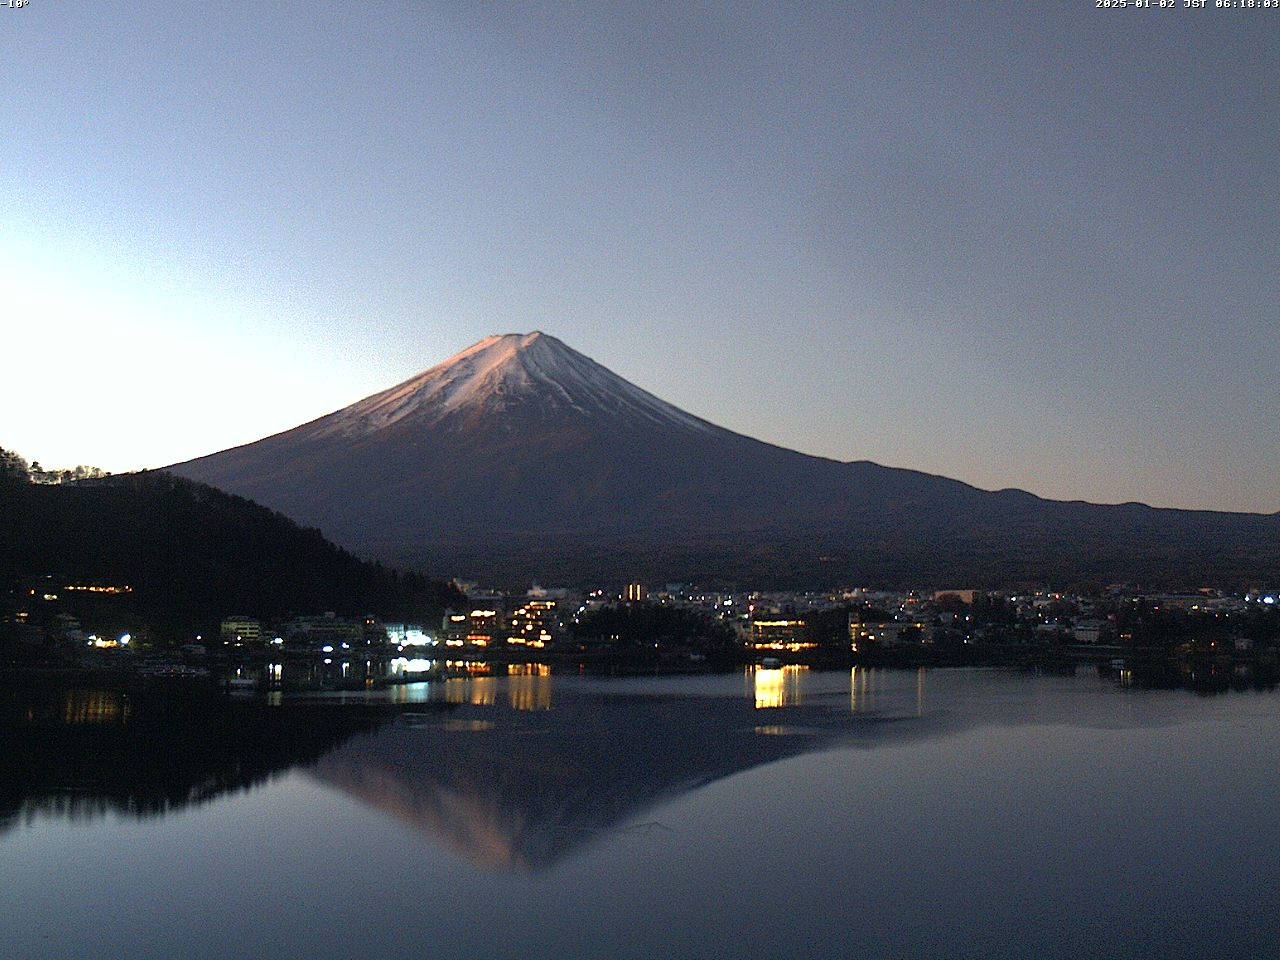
4, 665, 1280, 960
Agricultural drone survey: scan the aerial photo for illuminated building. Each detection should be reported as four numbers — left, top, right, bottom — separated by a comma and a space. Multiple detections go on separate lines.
385, 622, 436, 646
86, 632, 132, 649
442, 611, 470, 644
506, 599, 557, 648
626, 582, 646, 602
443, 608, 498, 646
220, 615, 261, 645
285, 614, 364, 648
848, 619, 927, 651
749, 619, 816, 652
443, 593, 507, 647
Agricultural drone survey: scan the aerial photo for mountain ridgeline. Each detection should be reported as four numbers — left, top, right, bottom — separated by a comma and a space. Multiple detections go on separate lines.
169, 332, 1280, 588
0, 472, 460, 638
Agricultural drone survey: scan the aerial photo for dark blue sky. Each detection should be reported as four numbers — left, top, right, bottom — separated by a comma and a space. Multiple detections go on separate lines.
4, 2, 1276, 511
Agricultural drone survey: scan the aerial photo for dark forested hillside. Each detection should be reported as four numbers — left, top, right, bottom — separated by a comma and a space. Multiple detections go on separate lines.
0, 471, 461, 639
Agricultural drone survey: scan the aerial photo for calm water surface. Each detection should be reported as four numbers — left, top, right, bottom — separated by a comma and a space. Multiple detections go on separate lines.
3, 665, 1279, 959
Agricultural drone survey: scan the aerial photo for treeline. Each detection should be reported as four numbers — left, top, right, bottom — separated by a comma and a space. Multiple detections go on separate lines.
1112, 601, 1280, 648
0, 446, 108, 484
572, 602, 735, 649
0, 448, 28, 481
0, 469, 461, 641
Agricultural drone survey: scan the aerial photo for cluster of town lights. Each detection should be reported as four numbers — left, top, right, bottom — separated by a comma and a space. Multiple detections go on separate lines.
86, 633, 131, 649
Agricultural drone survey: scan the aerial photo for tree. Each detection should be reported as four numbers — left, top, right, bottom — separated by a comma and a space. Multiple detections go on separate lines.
0, 447, 30, 482
572, 602, 734, 648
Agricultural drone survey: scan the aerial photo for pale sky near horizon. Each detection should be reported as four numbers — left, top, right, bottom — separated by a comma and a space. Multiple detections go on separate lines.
3, 2, 1276, 512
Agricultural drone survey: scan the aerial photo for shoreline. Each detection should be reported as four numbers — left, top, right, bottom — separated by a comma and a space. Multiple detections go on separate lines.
2, 642, 1276, 692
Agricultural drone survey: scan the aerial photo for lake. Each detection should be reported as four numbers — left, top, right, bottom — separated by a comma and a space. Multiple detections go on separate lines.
3, 664, 1279, 959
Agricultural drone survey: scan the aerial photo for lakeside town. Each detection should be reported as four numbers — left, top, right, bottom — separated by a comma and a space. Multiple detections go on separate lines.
7, 574, 1280, 688
5, 449, 1280, 688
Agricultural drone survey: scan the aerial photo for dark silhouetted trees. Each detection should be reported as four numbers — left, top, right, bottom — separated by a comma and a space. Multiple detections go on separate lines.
0, 471, 462, 641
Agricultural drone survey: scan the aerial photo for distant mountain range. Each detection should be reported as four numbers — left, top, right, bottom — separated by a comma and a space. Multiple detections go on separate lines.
169, 332, 1280, 588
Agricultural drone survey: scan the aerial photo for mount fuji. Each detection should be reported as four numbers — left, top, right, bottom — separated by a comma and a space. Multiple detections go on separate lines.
169, 332, 1280, 586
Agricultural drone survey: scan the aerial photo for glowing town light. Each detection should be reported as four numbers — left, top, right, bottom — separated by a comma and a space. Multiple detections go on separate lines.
119, 633, 131, 646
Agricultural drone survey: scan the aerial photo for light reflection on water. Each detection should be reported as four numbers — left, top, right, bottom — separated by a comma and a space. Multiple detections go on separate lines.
745, 662, 906, 713
4, 667, 1280, 959
385, 664, 553, 710
59, 689, 130, 725
508, 664, 553, 711
751, 664, 806, 708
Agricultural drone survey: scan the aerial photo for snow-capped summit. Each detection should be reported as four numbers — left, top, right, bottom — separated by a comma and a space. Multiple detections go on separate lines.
318, 331, 715, 437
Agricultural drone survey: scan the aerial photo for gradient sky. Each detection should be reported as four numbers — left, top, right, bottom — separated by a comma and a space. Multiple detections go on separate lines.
3, 2, 1276, 512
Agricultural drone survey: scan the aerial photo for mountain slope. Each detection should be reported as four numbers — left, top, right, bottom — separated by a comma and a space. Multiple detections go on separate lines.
0, 472, 460, 638
169, 333, 1280, 587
